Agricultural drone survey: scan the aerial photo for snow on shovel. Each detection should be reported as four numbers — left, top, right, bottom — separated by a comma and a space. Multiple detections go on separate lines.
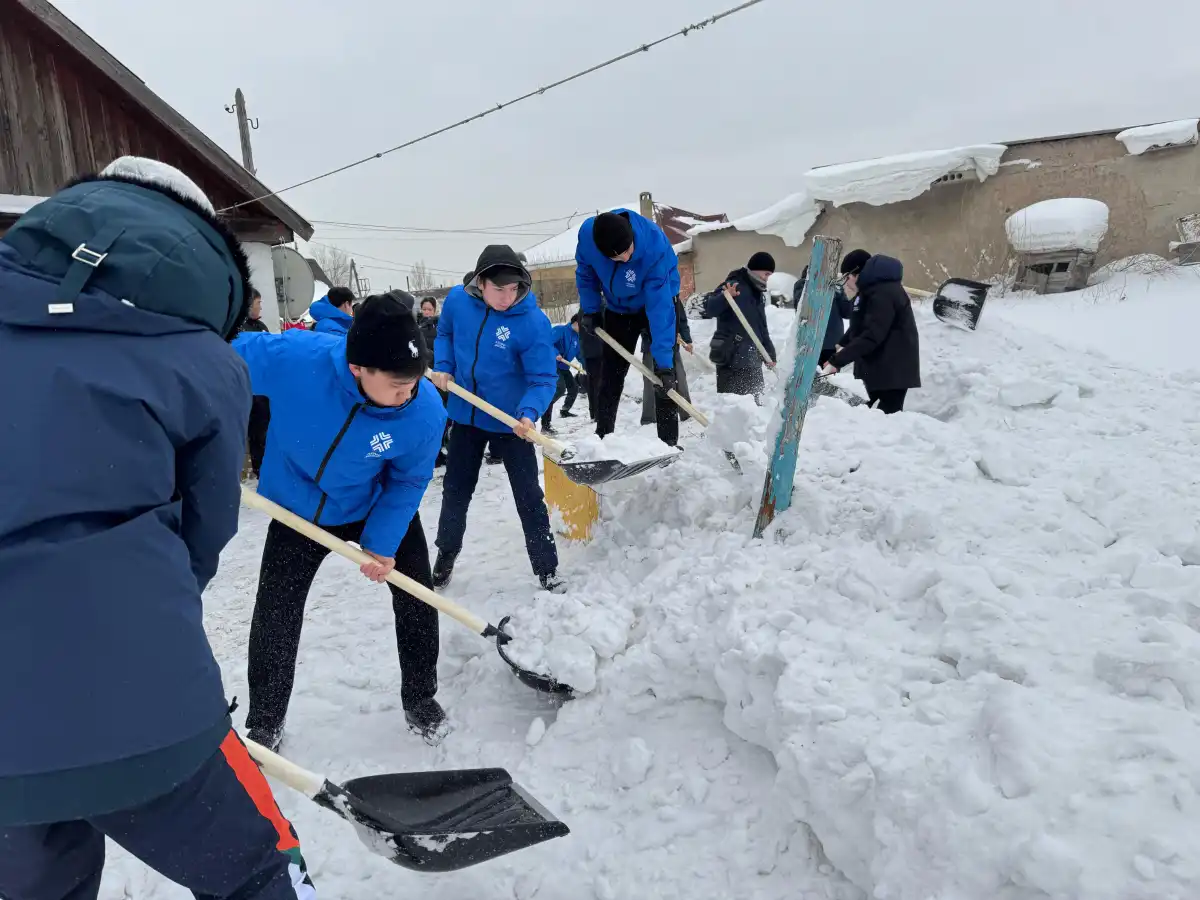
242, 735, 569, 872
438, 378, 671, 486
240, 487, 573, 696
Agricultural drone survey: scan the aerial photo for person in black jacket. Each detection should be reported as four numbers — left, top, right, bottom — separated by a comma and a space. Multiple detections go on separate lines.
578, 310, 606, 421
239, 289, 273, 478
702, 251, 778, 398
419, 296, 451, 466
794, 265, 856, 366
821, 249, 921, 414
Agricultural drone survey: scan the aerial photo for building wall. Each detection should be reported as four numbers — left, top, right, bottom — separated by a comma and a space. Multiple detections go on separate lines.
692, 134, 1200, 293
243, 242, 280, 332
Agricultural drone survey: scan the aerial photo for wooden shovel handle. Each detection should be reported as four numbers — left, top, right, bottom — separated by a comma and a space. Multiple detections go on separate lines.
243, 736, 326, 798
240, 487, 491, 636
722, 288, 775, 367
435, 378, 569, 457
594, 328, 711, 427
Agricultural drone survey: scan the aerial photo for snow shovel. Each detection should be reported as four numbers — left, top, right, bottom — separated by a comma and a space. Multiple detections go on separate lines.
239, 486, 572, 696
809, 374, 869, 408
242, 736, 569, 872
438, 378, 678, 486
721, 287, 777, 371
930, 277, 990, 331
595, 328, 711, 427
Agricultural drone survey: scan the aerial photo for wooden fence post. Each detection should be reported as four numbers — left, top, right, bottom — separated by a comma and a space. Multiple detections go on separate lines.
753, 235, 842, 538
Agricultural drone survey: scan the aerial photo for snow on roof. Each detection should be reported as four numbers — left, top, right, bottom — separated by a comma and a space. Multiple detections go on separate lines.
0, 193, 48, 216
1115, 118, 1199, 155
1005, 198, 1110, 253
688, 144, 1008, 248
523, 204, 638, 269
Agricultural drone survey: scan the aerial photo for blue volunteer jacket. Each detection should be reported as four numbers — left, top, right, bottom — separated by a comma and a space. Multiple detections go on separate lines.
575, 208, 680, 369
233, 331, 446, 555
434, 284, 557, 431
552, 323, 581, 372
0, 178, 252, 825
310, 295, 353, 335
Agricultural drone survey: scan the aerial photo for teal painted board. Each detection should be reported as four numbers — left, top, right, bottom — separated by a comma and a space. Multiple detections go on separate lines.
753, 236, 842, 538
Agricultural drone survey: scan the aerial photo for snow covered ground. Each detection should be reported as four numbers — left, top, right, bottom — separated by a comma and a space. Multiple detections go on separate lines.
102, 281, 1200, 899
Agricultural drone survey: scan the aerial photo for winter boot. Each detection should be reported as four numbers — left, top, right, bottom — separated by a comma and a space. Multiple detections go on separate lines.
405, 699, 452, 747
246, 724, 284, 753
432, 550, 458, 589
560, 409, 576, 418
539, 572, 568, 594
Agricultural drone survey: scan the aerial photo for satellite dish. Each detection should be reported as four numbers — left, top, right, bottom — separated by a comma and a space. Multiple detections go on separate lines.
272, 246, 315, 322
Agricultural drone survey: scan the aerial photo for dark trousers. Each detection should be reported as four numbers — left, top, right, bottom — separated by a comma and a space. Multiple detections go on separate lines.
583, 354, 604, 420
867, 388, 907, 414
245, 514, 439, 734
247, 397, 270, 478
716, 364, 766, 398
541, 371, 579, 427
0, 731, 314, 900
436, 425, 558, 577
595, 309, 679, 446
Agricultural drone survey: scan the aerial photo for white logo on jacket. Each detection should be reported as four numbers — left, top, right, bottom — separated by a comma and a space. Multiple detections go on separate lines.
494, 324, 511, 350
624, 268, 636, 286
367, 432, 394, 458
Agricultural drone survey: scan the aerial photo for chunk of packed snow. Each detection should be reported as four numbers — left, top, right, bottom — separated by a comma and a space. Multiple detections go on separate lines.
566, 427, 682, 465
1115, 118, 1199, 155
766, 271, 798, 300
805, 144, 1007, 208
1005, 198, 1110, 253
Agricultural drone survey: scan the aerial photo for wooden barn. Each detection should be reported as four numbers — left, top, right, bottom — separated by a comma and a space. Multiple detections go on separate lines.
0, 0, 313, 325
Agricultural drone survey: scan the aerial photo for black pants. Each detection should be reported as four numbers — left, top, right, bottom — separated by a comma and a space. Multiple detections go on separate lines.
583, 354, 604, 420
436, 425, 558, 577
716, 364, 766, 398
247, 396, 270, 478
0, 730, 314, 900
541, 371, 579, 427
867, 388, 907, 414
595, 309, 679, 446
245, 514, 439, 734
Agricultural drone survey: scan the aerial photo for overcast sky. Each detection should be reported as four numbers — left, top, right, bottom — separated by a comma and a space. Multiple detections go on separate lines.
50, 0, 1200, 289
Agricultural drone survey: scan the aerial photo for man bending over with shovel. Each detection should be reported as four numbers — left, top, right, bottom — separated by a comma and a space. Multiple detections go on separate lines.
233, 291, 450, 748
574, 208, 682, 446
429, 246, 564, 593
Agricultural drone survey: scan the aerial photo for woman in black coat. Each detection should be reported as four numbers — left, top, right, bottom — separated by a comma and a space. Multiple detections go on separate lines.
702, 252, 778, 399
824, 249, 921, 414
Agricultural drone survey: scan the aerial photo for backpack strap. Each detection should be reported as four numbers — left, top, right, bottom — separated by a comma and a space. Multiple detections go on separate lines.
53, 225, 126, 308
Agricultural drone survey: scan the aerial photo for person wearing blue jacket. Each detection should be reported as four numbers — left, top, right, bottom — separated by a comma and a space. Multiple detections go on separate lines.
233, 291, 449, 749
541, 314, 583, 433
430, 246, 564, 593
0, 157, 317, 899
575, 208, 682, 446
309, 285, 355, 335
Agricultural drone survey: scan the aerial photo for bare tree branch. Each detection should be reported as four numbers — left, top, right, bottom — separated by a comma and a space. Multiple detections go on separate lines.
310, 245, 352, 287
409, 261, 437, 293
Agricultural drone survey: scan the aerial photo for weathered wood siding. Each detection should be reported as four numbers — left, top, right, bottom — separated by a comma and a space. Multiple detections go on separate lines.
0, 6, 247, 212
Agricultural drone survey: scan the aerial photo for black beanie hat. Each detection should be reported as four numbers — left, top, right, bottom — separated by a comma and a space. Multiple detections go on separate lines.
345, 292, 427, 377
747, 251, 776, 273
841, 249, 871, 275
592, 212, 635, 258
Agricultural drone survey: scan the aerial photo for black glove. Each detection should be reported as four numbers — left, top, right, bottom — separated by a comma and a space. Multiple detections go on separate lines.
579, 313, 597, 336
655, 366, 677, 395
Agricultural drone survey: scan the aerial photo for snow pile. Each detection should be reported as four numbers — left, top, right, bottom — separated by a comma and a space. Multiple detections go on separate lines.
1005, 198, 1110, 253
689, 144, 1007, 248
567, 426, 681, 465
766, 270, 799, 301
0, 193, 48, 216
1115, 118, 1199, 155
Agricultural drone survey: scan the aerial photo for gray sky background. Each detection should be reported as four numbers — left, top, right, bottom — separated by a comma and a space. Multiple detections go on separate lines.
50, 0, 1200, 289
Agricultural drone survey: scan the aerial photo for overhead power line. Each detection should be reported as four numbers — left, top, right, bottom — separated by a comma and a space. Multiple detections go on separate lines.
308, 241, 465, 277
309, 211, 586, 235
218, 0, 768, 214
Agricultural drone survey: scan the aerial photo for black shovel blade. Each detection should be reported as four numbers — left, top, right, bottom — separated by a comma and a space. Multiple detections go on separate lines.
495, 615, 574, 696
553, 450, 682, 486
932, 277, 990, 332
331, 768, 570, 872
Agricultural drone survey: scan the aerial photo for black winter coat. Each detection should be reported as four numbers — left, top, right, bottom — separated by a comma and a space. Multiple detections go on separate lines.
702, 268, 776, 370
418, 314, 438, 366
640, 296, 692, 348
831, 255, 921, 391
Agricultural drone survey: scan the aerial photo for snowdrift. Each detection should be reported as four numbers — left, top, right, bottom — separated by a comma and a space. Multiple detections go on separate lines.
516, 303, 1200, 899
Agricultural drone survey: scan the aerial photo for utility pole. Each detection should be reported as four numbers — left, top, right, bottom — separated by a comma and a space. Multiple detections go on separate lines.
224, 88, 259, 175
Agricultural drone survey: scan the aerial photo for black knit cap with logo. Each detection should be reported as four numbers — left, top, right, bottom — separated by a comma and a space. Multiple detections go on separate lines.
345, 291, 427, 378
